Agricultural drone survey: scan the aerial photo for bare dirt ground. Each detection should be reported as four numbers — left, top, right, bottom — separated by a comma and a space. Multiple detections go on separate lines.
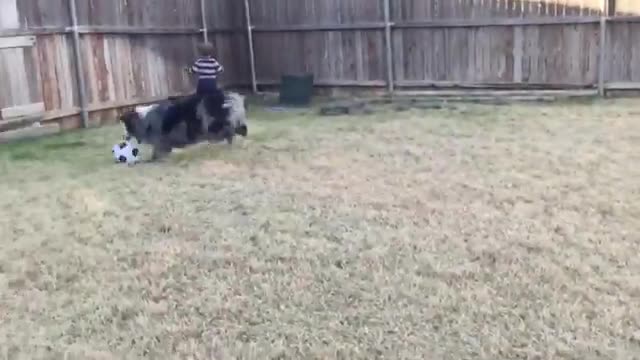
1, 98, 640, 359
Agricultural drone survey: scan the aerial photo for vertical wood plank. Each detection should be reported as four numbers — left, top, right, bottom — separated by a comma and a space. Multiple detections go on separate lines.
598, 0, 608, 95
243, 0, 257, 92
383, 0, 394, 91
0, 0, 19, 28
68, 0, 89, 127
354, 30, 364, 81
513, 26, 523, 82
393, 29, 405, 83
200, 0, 208, 42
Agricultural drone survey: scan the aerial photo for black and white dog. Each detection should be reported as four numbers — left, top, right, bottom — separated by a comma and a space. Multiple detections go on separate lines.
119, 91, 248, 161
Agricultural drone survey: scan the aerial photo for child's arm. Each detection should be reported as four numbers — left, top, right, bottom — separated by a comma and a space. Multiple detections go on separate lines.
190, 59, 200, 74
183, 59, 202, 74
213, 58, 224, 74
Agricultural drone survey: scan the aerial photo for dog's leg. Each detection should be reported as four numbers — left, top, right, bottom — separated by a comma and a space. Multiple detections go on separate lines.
151, 142, 172, 161
222, 125, 235, 145
151, 147, 172, 161
185, 118, 200, 143
151, 146, 163, 161
207, 119, 225, 134
235, 124, 247, 137
161, 105, 182, 135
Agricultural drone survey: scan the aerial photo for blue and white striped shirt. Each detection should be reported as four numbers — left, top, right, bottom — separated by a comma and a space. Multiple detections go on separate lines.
191, 57, 224, 79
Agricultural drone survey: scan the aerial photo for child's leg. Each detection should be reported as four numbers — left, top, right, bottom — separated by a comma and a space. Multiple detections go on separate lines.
196, 78, 218, 95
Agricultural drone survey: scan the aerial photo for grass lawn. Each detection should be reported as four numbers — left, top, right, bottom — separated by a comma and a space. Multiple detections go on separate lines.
1, 98, 640, 359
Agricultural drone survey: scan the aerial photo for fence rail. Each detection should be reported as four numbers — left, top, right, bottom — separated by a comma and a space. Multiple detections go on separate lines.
1, 0, 640, 136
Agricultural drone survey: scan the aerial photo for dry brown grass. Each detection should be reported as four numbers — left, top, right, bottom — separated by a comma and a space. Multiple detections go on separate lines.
1, 98, 640, 359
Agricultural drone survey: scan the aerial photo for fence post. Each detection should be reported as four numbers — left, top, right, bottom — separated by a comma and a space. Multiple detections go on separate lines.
67, 0, 89, 128
200, 0, 208, 42
597, 0, 609, 96
383, 0, 394, 92
243, 0, 258, 93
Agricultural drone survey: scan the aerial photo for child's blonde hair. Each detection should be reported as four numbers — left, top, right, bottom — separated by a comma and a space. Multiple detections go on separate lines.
197, 42, 215, 57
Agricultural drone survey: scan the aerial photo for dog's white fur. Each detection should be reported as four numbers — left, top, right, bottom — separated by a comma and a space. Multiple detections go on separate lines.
193, 92, 247, 143
134, 104, 158, 118
225, 93, 246, 128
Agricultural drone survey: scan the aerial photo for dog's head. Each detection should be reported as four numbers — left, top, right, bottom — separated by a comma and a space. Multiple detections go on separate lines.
118, 109, 141, 141
226, 92, 246, 107
118, 104, 159, 142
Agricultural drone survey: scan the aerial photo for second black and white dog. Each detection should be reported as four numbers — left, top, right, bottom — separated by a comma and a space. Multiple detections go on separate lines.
119, 91, 248, 161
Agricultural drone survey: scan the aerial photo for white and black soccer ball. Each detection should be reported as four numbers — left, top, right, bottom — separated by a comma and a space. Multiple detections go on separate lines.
112, 140, 140, 164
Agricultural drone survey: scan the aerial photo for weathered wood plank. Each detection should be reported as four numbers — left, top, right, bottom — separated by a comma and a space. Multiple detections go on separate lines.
513, 26, 524, 82
0, 123, 60, 144
1, 48, 32, 107
0, 0, 19, 28
395, 80, 596, 89
0, 36, 35, 49
0, 113, 43, 132
605, 82, 640, 90
1, 102, 45, 119
0, 27, 69, 37
71, 26, 203, 35
598, 0, 609, 95
251, 79, 387, 87
395, 16, 601, 28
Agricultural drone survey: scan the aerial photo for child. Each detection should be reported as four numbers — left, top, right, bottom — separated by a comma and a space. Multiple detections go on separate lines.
168, 42, 224, 141
187, 42, 224, 95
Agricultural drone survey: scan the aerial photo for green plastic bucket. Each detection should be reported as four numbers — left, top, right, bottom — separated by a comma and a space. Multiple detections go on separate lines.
279, 74, 314, 106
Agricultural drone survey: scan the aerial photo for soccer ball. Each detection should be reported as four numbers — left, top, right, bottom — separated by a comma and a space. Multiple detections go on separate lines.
112, 140, 140, 164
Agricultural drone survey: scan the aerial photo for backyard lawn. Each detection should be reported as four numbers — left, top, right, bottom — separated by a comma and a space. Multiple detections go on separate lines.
1, 98, 639, 359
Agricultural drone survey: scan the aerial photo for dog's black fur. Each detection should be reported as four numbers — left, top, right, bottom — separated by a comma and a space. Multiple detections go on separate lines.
119, 91, 247, 161
161, 90, 227, 142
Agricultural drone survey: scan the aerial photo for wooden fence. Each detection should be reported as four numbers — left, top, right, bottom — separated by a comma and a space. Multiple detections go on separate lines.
0, 0, 248, 138
0, 0, 639, 138
245, 0, 638, 93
